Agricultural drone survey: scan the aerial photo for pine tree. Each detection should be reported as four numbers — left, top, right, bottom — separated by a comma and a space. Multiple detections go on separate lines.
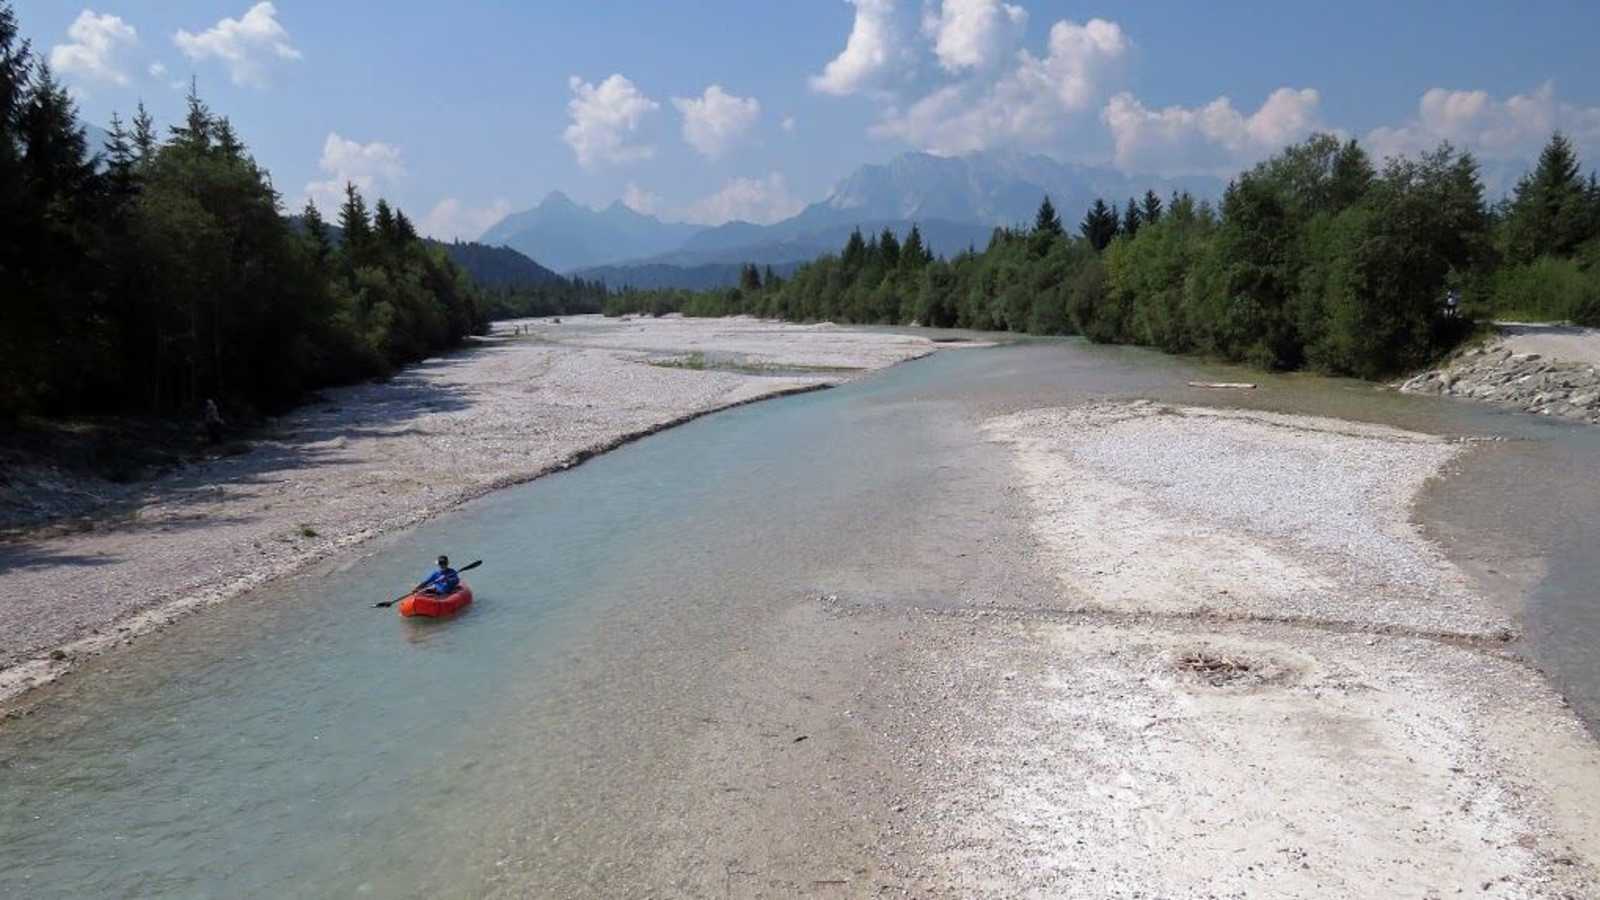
213, 115, 243, 160
1121, 198, 1142, 238
1140, 190, 1163, 226
373, 198, 397, 245
130, 101, 157, 163
1329, 139, 1375, 210
901, 223, 930, 272
1504, 132, 1587, 262
1, 5, 36, 414
18, 63, 93, 204
302, 198, 331, 263
393, 208, 418, 244
169, 78, 212, 152
878, 227, 901, 269
104, 110, 137, 202
1079, 198, 1118, 251
339, 181, 372, 249
1034, 195, 1063, 236
0, 0, 28, 177
739, 263, 762, 293
842, 228, 866, 273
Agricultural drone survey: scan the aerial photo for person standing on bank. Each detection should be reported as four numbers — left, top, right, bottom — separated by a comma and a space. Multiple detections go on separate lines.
203, 398, 225, 445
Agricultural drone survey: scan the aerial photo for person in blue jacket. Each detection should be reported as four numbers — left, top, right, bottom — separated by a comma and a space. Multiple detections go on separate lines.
420, 555, 460, 595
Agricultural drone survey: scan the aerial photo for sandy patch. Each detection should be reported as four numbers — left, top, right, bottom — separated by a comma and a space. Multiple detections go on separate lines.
983, 401, 1508, 637
0, 317, 933, 708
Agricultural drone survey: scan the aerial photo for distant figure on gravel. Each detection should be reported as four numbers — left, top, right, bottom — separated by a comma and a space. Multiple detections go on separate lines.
420, 555, 460, 595
202, 398, 225, 445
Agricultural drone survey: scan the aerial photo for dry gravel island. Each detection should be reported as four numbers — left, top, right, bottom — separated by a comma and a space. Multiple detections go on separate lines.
868, 401, 1600, 897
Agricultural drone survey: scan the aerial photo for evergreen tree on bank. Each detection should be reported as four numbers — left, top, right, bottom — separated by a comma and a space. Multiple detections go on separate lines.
0, 1, 486, 419
1080, 198, 1118, 251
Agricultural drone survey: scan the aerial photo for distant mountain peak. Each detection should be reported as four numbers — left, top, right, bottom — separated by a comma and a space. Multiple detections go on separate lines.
481, 150, 1223, 275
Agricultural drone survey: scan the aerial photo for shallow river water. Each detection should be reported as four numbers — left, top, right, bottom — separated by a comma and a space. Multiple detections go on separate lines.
1, 337, 1596, 896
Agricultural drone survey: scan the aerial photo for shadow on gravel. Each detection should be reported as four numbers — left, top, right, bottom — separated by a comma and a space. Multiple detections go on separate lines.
0, 544, 124, 571
0, 350, 484, 537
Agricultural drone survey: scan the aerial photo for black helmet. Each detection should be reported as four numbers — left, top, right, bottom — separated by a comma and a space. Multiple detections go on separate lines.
437, 554, 449, 567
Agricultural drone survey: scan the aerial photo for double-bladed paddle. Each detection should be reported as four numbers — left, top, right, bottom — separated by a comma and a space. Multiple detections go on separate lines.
375, 559, 482, 608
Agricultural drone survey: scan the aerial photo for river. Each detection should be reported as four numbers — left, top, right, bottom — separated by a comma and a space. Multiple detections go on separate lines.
1, 337, 1596, 896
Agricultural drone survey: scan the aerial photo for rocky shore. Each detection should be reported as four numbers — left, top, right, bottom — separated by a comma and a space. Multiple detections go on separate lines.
1400, 326, 1600, 425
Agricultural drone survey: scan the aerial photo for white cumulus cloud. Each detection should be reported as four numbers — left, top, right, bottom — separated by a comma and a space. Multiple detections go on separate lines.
621, 183, 663, 216
672, 85, 761, 159
563, 73, 659, 168
302, 133, 406, 215
684, 173, 806, 226
50, 11, 139, 86
874, 17, 1129, 154
419, 197, 513, 242
174, 2, 301, 89
923, 0, 1027, 72
1365, 82, 1600, 165
811, 0, 909, 96
782, 115, 797, 133
1101, 87, 1323, 176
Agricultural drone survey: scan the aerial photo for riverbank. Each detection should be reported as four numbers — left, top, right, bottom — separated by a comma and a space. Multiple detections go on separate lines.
865, 401, 1599, 895
0, 315, 935, 709
1400, 323, 1600, 425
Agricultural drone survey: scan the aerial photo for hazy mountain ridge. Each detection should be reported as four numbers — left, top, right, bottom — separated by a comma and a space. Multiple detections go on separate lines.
436, 241, 562, 287
478, 191, 704, 273
482, 151, 1226, 288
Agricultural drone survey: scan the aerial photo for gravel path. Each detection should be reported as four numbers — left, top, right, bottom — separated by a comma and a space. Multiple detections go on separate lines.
1499, 323, 1600, 367
0, 316, 933, 706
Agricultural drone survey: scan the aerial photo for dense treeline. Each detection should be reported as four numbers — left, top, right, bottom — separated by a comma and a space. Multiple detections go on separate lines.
608, 133, 1600, 378
477, 277, 608, 321
0, 2, 486, 420
433, 240, 605, 320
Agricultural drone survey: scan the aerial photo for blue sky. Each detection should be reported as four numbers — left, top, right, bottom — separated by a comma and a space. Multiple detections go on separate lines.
21, 1, 1600, 239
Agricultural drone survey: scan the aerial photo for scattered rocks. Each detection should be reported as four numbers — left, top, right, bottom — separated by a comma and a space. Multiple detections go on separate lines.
1401, 339, 1600, 425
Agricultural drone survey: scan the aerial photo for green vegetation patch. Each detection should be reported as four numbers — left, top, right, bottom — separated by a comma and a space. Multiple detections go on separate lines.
602, 132, 1600, 379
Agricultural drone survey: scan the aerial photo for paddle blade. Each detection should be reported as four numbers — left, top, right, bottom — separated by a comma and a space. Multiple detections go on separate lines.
458, 560, 483, 573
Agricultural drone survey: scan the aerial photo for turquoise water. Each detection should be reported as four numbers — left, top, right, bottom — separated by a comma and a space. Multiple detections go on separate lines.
1, 339, 1596, 896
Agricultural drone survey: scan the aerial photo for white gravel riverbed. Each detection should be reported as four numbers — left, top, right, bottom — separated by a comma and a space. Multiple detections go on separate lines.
983, 401, 1509, 637
0, 316, 933, 706
874, 399, 1600, 896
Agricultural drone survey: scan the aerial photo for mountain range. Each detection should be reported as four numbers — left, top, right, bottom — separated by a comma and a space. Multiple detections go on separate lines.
481, 151, 1224, 289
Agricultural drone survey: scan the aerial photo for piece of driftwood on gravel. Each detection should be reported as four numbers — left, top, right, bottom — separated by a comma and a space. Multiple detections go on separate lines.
1188, 381, 1257, 389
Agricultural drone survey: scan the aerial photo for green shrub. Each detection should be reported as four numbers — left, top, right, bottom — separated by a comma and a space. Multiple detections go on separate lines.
1490, 257, 1600, 322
